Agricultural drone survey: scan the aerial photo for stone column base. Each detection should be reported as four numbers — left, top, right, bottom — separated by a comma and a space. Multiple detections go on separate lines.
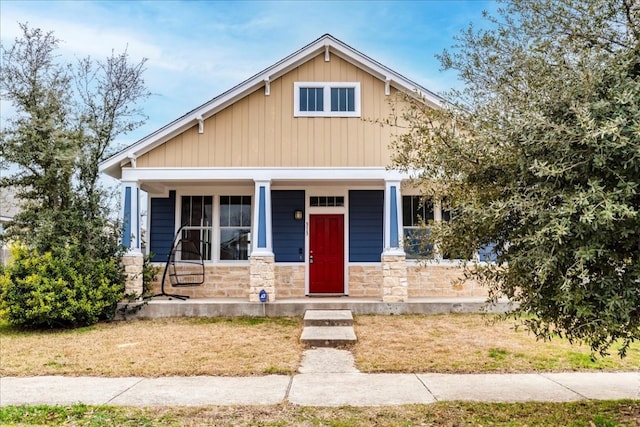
249, 254, 276, 302
123, 251, 144, 299
381, 253, 408, 302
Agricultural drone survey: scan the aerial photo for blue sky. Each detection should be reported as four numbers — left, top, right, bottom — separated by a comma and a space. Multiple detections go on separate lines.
1, 0, 495, 148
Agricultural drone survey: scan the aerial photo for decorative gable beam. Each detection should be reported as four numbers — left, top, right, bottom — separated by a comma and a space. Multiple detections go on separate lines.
128, 155, 137, 168
385, 77, 391, 96
196, 115, 204, 134
264, 78, 270, 96
324, 45, 330, 62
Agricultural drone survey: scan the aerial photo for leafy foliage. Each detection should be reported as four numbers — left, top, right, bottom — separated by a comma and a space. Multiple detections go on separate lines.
392, 0, 640, 355
0, 244, 124, 328
0, 23, 149, 327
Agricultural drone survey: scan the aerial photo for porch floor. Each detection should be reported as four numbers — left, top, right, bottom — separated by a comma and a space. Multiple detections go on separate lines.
115, 297, 515, 320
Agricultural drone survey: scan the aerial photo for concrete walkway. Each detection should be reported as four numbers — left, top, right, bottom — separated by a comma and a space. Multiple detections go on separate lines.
1, 349, 638, 407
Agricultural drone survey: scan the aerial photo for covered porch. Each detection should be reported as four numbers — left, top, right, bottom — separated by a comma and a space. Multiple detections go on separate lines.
120, 167, 416, 302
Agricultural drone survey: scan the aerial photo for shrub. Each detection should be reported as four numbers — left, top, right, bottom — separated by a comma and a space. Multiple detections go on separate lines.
142, 253, 161, 297
0, 243, 124, 328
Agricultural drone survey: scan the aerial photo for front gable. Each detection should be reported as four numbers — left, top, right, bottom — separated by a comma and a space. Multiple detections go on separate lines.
135, 54, 399, 169
100, 34, 443, 178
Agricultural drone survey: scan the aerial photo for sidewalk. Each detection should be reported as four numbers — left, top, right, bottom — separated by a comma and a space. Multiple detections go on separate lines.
1, 349, 638, 407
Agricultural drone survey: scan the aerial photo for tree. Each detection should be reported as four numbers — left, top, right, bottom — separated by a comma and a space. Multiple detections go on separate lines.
392, 0, 640, 355
0, 24, 78, 251
0, 23, 150, 255
0, 23, 150, 327
73, 51, 149, 259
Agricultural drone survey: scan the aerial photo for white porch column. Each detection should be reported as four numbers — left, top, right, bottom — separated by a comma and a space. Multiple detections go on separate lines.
382, 180, 408, 302
249, 179, 275, 302
121, 181, 143, 297
383, 180, 404, 255
121, 181, 141, 252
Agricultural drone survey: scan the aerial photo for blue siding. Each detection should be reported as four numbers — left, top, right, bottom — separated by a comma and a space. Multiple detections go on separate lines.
349, 190, 383, 262
272, 190, 305, 262
149, 191, 176, 262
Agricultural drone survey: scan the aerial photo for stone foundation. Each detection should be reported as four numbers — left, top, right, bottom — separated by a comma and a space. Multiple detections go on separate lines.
407, 263, 487, 297
381, 253, 408, 302
147, 259, 489, 300
348, 264, 383, 297
123, 252, 144, 298
274, 264, 306, 298
151, 264, 250, 298
249, 254, 276, 302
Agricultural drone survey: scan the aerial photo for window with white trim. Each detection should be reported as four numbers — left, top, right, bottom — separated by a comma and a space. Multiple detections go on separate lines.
219, 196, 252, 261
294, 82, 361, 117
180, 195, 213, 261
402, 196, 434, 259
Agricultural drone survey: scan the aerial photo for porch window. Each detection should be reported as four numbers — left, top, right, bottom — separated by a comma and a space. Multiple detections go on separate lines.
219, 196, 251, 261
180, 195, 213, 261
294, 82, 361, 117
402, 196, 434, 259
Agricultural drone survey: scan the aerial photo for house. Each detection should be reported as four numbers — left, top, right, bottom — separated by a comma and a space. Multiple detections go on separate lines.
99, 34, 487, 302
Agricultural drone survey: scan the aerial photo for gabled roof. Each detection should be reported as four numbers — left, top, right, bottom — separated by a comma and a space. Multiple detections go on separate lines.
100, 34, 444, 179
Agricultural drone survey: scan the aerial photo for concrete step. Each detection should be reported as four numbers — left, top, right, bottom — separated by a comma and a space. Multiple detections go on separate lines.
303, 309, 354, 327
300, 326, 357, 347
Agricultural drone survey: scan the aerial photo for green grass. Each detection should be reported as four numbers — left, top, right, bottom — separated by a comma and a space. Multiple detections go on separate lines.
1, 401, 638, 426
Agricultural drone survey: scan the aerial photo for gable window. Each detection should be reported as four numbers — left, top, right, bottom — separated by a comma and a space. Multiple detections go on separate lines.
294, 82, 361, 117
299, 87, 324, 112
331, 87, 355, 112
219, 196, 251, 261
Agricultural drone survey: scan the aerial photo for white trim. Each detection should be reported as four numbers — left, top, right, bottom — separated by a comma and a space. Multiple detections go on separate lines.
252, 179, 273, 254
121, 181, 141, 251
294, 82, 361, 117
121, 167, 408, 182
383, 179, 404, 255
99, 34, 445, 179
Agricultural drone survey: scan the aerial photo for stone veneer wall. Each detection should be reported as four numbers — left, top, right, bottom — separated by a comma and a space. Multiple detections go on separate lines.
123, 252, 144, 297
274, 264, 306, 298
381, 254, 409, 302
150, 264, 250, 299
348, 264, 383, 297
249, 255, 276, 302
407, 263, 488, 297
148, 261, 489, 299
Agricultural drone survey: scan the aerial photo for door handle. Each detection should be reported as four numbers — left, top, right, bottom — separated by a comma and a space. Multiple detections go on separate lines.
309, 255, 314, 264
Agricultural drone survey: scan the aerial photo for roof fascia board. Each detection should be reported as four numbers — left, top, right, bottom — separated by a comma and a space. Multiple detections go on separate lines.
121, 166, 409, 182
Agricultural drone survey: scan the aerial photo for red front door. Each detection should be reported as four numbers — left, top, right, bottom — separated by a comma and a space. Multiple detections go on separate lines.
309, 214, 344, 294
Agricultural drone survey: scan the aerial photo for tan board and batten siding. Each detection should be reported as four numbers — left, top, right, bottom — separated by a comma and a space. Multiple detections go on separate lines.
135, 54, 400, 169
